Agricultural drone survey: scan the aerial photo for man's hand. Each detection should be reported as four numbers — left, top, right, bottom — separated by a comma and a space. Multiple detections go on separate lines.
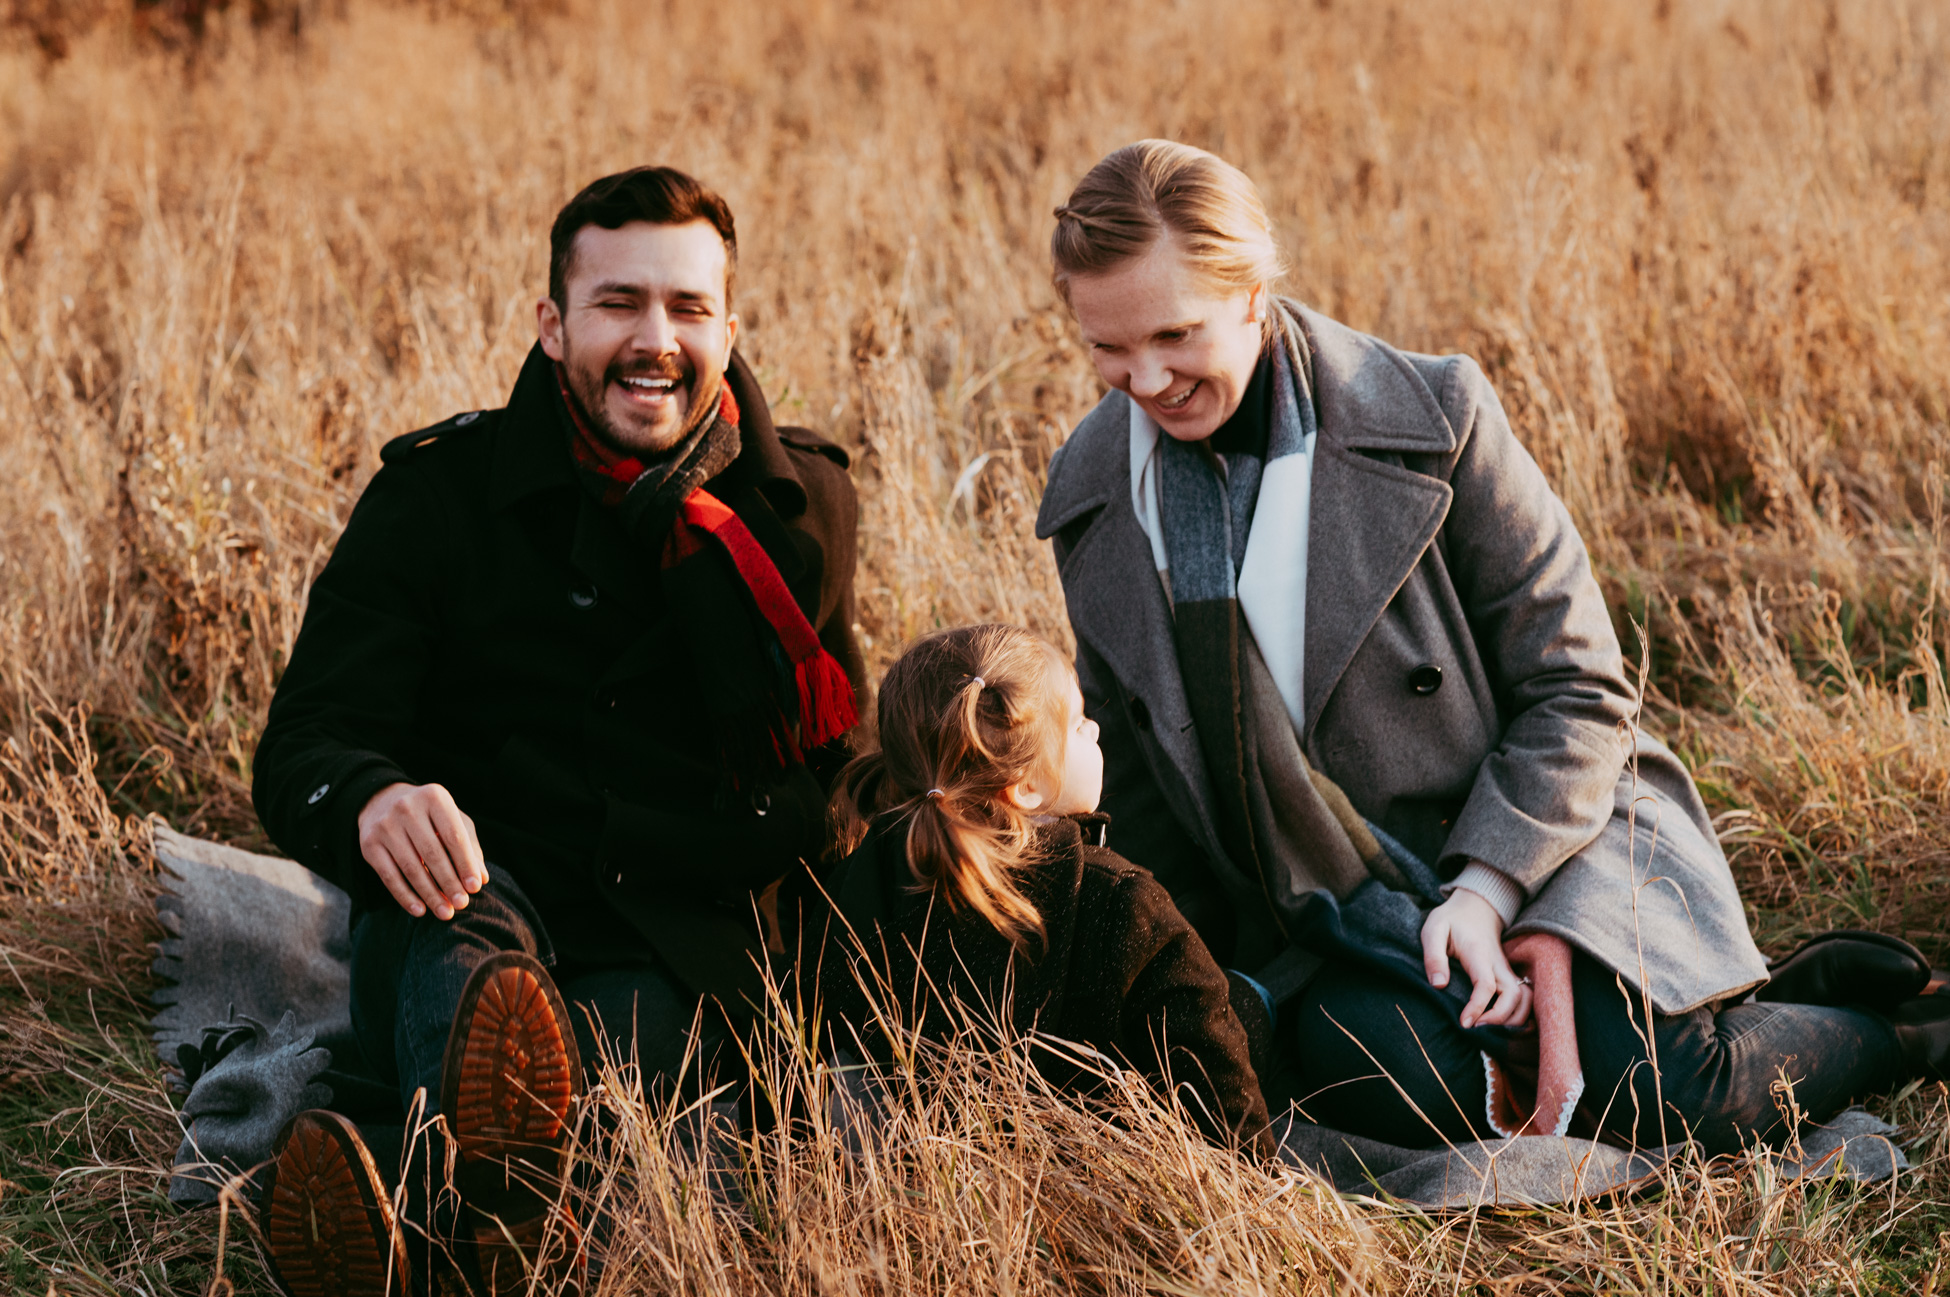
357, 782, 485, 920
1420, 888, 1531, 1030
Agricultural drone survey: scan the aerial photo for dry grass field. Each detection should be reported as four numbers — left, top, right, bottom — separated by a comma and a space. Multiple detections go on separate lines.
4, 0, 1950, 1291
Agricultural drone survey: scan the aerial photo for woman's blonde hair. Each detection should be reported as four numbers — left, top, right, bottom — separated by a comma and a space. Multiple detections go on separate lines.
829, 625, 1074, 950
1051, 139, 1285, 326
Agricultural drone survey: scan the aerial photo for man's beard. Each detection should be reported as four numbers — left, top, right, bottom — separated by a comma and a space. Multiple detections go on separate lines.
561, 348, 713, 458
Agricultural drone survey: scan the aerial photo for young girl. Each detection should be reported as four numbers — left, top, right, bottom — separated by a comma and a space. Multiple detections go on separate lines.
803, 623, 1271, 1151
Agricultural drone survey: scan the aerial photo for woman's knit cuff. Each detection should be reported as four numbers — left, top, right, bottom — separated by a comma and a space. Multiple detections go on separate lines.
1443, 861, 1526, 928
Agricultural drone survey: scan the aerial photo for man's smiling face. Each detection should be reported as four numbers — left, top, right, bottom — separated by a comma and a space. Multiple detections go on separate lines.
537, 219, 739, 457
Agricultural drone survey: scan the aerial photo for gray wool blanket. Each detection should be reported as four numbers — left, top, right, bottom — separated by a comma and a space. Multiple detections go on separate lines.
153, 828, 1909, 1210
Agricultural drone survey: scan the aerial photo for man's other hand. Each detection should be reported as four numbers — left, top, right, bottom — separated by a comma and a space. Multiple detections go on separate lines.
1420, 888, 1531, 1031
357, 782, 485, 919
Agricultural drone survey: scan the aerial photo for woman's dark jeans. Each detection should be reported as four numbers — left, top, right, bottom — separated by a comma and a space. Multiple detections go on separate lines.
349, 864, 712, 1119
1268, 951, 1905, 1156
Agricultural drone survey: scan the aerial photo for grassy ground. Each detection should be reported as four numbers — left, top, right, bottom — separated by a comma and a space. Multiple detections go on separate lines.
5, 0, 1950, 1291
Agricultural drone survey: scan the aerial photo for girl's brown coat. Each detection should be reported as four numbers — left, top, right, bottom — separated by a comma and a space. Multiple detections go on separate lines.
803, 815, 1272, 1152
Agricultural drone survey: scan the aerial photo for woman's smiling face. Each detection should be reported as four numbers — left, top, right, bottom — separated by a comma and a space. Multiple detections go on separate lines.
1066, 234, 1266, 443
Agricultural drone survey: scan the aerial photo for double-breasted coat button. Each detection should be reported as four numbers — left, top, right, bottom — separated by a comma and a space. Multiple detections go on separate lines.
568, 585, 597, 610
1128, 695, 1152, 731
1408, 664, 1444, 695
306, 783, 331, 805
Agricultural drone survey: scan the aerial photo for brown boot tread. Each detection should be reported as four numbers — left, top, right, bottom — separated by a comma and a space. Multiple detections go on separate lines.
264, 1115, 404, 1297
453, 964, 576, 1164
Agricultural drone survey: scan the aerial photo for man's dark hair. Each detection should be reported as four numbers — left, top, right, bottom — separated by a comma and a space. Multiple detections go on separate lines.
548, 166, 738, 309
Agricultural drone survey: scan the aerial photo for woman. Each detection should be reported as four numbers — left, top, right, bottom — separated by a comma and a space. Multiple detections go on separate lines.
1033, 139, 1944, 1153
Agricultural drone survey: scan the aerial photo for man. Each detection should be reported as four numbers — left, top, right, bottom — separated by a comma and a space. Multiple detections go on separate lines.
250, 166, 862, 1292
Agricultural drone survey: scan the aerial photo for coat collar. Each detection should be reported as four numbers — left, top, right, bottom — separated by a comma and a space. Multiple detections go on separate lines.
1036, 304, 1457, 837
486, 343, 814, 674
1297, 306, 1455, 735
487, 342, 808, 520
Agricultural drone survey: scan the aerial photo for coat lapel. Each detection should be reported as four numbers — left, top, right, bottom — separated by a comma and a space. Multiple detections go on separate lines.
1040, 393, 1229, 864
1295, 307, 1458, 741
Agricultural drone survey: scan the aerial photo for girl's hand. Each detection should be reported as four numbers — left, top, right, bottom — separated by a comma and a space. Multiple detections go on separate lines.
1420, 889, 1532, 1030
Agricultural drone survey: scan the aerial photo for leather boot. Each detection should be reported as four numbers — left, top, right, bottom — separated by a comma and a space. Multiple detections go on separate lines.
1887, 995, 1950, 1082
439, 951, 587, 1295
1756, 930, 1932, 1008
262, 1109, 410, 1297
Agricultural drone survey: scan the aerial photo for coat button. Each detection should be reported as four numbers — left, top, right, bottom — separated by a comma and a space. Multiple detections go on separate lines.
306, 783, 331, 805
1408, 664, 1444, 695
1129, 695, 1152, 731
568, 585, 597, 610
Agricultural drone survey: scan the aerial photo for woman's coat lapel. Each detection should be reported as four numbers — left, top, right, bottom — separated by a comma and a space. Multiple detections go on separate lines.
1040, 414, 1227, 861
1296, 305, 1457, 740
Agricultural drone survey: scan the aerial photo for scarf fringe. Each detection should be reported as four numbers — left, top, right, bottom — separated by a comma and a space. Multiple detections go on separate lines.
705, 706, 796, 794
670, 487, 860, 774
797, 649, 859, 751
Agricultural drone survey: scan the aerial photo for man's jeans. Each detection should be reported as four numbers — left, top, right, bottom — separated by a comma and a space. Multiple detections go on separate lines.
349, 864, 712, 1117
1268, 950, 1906, 1155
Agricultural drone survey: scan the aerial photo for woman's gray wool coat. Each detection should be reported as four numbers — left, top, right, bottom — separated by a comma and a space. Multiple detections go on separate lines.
1034, 303, 1768, 1016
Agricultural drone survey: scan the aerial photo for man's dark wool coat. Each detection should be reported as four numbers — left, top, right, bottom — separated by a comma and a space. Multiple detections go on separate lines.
253, 343, 864, 1009
802, 816, 1273, 1154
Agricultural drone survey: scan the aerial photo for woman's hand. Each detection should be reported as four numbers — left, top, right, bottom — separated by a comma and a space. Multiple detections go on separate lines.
1420, 889, 1532, 1030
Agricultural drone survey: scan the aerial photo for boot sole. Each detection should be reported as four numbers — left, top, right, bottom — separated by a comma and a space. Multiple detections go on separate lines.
439, 951, 582, 1197
263, 1109, 407, 1297
471, 1205, 587, 1295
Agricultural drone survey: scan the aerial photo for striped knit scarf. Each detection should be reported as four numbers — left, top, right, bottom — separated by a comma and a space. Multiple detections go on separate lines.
560, 366, 857, 784
1157, 319, 1353, 961
1154, 313, 1585, 1139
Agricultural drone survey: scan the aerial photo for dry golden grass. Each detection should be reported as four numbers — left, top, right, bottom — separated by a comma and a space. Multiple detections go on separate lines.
4, 0, 1950, 1290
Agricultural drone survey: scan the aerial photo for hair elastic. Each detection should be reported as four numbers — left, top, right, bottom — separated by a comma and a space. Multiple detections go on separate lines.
966, 675, 986, 689
925, 788, 946, 802
1052, 204, 1109, 230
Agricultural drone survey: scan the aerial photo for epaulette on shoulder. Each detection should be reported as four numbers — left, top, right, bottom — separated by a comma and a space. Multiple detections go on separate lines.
380, 407, 499, 464
777, 426, 851, 470
1078, 845, 1143, 883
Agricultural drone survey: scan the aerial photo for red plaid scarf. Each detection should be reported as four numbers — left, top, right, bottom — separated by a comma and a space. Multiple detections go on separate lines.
559, 366, 857, 766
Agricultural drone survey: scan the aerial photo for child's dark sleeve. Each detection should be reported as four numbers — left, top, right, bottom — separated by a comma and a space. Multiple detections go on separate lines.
1112, 872, 1274, 1156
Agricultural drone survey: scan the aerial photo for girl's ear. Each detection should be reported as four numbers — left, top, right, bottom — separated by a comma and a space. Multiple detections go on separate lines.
1004, 778, 1047, 813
